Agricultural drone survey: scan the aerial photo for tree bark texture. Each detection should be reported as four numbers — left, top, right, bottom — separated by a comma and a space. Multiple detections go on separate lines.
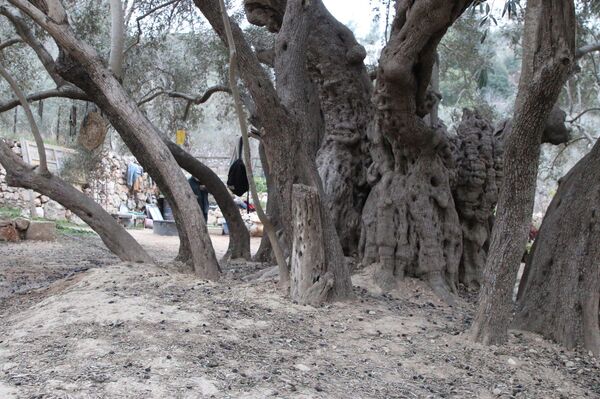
0, 139, 152, 263
291, 184, 333, 305
451, 109, 503, 290
471, 0, 576, 345
7, 0, 221, 279
514, 144, 600, 356
360, 0, 472, 302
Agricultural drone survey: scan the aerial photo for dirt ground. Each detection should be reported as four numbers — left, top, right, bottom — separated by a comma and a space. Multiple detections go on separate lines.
0, 231, 598, 398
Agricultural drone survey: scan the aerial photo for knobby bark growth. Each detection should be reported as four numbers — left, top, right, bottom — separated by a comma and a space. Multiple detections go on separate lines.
514, 142, 600, 356
9, 0, 220, 279
451, 109, 503, 290
472, 0, 576, 345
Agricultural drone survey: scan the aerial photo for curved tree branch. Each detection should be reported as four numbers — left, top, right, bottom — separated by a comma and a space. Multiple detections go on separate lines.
0, 85, 88, 113
125, 0, 181, 53
568, 107, 600, 123
0, 37, 22, 51
137, 85, 231, 106
576, 42, 600, 59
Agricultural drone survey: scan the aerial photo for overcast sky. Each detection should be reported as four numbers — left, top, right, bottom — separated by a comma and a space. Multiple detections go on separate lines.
321, 0, 376, 38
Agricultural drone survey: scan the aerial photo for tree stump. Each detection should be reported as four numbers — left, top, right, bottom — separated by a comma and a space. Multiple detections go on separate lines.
291, 184, 333, 305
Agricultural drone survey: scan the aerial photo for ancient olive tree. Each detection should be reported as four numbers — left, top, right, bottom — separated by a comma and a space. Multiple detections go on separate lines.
472, 0, 576, 345
241, 0, 507, 299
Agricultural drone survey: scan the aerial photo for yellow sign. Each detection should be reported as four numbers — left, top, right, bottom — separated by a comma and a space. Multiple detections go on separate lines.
176, 129, 186, 145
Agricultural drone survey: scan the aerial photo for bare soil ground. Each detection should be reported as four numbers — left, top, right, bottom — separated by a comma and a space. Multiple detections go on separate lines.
0, 231, 598, 398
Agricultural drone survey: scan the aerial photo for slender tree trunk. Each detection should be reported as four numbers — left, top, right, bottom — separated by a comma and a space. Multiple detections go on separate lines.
514, 144, 600, 356
0, 139, 152, 263
167, 141, 251, 260
108, 0, 125, 80
218, 0, 288, 286
471, 0, 576, 345
253, 142, 281, 263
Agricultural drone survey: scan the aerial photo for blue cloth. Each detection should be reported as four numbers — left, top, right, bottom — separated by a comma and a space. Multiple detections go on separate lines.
126, 162, 143, 188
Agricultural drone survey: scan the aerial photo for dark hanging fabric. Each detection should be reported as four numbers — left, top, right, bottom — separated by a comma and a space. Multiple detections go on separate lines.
227, 137, 249, 196
188, 177, 209, 221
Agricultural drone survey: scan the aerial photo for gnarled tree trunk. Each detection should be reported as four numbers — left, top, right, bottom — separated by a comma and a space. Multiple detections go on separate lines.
360, 0, 471, 302
0, 139, 152, 263
514, 143, 600, 356
471, 0, 575, 345
244, 0, 373, 256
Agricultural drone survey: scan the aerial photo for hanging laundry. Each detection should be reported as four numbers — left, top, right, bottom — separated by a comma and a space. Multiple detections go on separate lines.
126, 162, 143, 188
227, 137, 249, 196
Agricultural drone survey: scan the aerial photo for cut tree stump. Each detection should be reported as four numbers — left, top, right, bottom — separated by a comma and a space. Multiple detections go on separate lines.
291, 184, 333, 305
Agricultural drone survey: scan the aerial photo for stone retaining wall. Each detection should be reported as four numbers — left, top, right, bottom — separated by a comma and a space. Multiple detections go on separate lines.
0, 141, 155, 222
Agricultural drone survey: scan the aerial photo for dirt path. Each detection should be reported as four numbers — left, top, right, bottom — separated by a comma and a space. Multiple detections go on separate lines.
0, 235, 598, 398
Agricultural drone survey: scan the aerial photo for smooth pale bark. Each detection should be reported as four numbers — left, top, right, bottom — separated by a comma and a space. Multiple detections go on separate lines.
471, 0, 576, 345
514, 144, 600, 356
9, 0, 220, 279
0, 139, 152, 263
109, 0, 125, 79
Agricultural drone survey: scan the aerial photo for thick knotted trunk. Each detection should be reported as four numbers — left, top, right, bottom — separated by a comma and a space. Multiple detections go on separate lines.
361, 0, 471, 302
514, 144, 600, 356
471, 0, 575, 345
0, 139, 152, 263
167, 142, 251, 260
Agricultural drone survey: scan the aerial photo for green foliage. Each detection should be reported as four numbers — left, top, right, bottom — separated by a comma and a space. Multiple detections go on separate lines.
254, 176, 267, 194
0, 206, 22, 219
